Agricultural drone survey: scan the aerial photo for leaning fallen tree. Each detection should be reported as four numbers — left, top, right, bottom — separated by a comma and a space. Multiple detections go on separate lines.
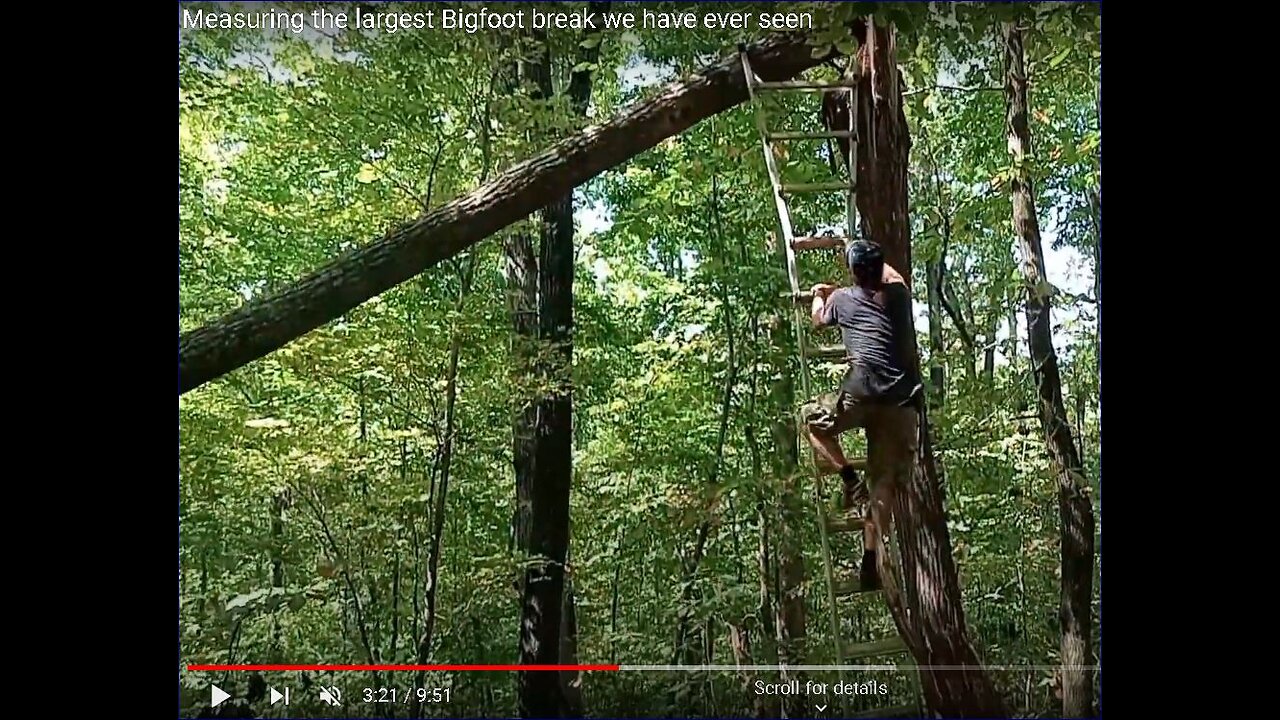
178, 32, 838, 395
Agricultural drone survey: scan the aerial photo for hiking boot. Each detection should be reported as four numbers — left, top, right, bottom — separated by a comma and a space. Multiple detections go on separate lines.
859, 550, 882, 591
841, 478, 868, 511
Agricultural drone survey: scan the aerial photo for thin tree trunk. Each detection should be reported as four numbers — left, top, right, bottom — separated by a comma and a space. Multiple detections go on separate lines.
1003, 22, 1096, 717
673, 168, 736, 667
410, 261, 473, 717
763, 281, 805, 711
269, 490, 286, 662
610, 525, 623, 664
925, 258, 946, 407
983, 312, 998, 385
743, 260, 780, 709
178, 33, 844, 394
824, 18, 1005, 716
1086, 188, 1101, 378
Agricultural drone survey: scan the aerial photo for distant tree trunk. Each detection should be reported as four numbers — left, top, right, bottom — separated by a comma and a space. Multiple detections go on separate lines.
761, 231, 805, 711
411, 261, 473, 718
269, 490, 286, 662
744, 317, 779, 718
673, 168, 735, 670
983, 313, 998, 385
1003, 22, 1096, 717
925, 260, 946, 407
824, 18, 1006, 716
1086, 188, 1101, 374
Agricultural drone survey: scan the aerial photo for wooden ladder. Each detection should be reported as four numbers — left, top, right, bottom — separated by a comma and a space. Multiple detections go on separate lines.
738, 46, 923, 719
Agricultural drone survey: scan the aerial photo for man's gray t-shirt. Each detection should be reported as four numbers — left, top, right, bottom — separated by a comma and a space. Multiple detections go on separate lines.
818, 283, 920, 404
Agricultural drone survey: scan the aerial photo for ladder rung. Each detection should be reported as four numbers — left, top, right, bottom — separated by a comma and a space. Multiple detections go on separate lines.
833, 576, 879, 597
767, 130, 855, 141
848, 704, 919, 719
756, 79, 858, 92
844, 635, 909, 660
812, 344, 848, 360
825, 511, 867, 535
792, 235, 848, 251
782, 181, 854, 194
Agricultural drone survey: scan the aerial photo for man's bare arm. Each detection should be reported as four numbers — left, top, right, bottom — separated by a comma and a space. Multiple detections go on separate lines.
810, 283, 837, 327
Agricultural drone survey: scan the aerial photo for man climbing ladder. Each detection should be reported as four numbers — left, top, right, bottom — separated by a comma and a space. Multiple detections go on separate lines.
801, 239, 922, 592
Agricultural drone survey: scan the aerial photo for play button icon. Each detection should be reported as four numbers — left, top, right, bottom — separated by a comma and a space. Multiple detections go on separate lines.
211, 684, 231, 708
270, 687, 290, 705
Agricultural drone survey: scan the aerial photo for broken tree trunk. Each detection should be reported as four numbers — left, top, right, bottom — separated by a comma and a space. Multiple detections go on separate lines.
823, 18, 1006, 716
178, 32, 840, 395
1003, 22, 1096, 718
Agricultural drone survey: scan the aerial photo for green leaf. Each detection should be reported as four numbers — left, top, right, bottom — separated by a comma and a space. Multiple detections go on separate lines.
355, 163, 378, 184
836, 37, 859, 56
1048, 48, 1071, 69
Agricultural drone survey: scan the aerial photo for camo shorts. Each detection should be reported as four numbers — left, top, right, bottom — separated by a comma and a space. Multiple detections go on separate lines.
800, 390, 921, 488
799, 391, 871, 436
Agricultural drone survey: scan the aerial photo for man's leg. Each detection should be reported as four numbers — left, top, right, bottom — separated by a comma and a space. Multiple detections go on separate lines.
860, 404, 921, 590
800, 393, 867, 508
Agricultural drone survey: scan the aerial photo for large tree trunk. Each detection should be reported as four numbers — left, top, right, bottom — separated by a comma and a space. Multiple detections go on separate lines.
558, 570, 584, 716
178, 33, 843, 395
510, 30, 563, 719
824, 18, 1006, 716
1003, 23, 1096, 717
515, 8, 605, 715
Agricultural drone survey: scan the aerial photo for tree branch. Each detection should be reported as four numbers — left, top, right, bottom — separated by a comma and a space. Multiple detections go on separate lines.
179, 32, 850, 394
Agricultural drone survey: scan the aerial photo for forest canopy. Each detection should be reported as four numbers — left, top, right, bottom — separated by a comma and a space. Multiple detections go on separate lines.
178, 2, 1100, 717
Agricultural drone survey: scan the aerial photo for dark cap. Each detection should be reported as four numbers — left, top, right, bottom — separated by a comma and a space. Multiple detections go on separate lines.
845, 240, 884, 270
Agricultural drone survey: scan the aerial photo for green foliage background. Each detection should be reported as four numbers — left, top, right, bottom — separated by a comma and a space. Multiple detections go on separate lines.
179, 2, 1100, 716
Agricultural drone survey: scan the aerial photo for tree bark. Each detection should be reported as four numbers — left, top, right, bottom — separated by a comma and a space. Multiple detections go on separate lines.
558, 569, 584, 716
1003, 22, 1096, 718
516, 7, 605, 715
178, 32, 843, 395
824, 18, 1006, 716
925, 259, 946, 406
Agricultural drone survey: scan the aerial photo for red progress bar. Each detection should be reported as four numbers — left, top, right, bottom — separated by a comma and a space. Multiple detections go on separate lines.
187, 664, 619, 672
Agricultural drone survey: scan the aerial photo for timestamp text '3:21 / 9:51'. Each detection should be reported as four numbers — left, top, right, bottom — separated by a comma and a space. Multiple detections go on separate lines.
363, 688, 452, 704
